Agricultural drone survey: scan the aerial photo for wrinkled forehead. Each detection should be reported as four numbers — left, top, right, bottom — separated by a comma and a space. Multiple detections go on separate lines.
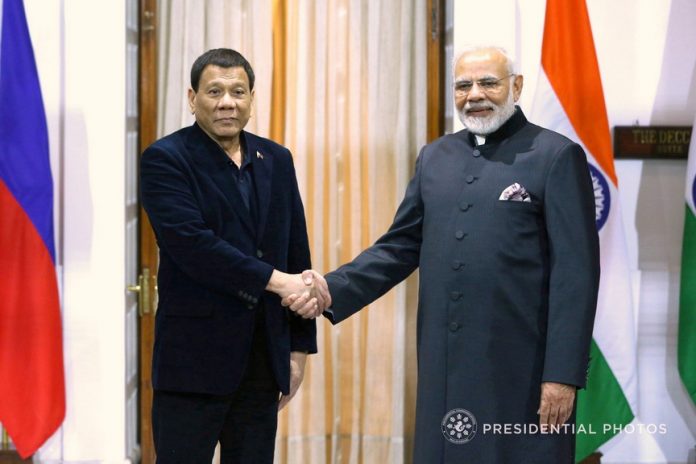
454, 50, 509, 80
200, 65, 250, 86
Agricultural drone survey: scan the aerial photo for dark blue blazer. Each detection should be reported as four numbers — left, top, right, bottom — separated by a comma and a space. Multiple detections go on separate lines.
140, 123, 316, 395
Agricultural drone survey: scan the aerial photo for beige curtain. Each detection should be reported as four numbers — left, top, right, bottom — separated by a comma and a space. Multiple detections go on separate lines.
157, 1, 427, 462
274, 1, 426, 463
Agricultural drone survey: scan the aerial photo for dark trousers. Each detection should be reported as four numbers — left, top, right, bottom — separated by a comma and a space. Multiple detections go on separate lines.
152, 314, 280, 464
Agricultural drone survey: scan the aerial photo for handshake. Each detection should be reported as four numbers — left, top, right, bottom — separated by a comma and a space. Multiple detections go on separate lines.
267, 269, 332, 319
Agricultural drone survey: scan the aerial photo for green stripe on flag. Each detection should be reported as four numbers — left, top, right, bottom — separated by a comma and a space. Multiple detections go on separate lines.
679, 204, 696, 404
575, 340, 634, 462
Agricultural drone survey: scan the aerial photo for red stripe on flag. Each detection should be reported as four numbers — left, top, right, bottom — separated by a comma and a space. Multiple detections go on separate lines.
541, 0, 617, 185
0, 180, 65, 458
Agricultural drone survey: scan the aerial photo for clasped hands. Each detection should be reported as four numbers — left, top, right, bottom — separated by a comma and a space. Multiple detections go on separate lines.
267, 269, 331, 319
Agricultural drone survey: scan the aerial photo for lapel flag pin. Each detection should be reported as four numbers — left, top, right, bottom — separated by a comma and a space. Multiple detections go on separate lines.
257, 151, 264, 160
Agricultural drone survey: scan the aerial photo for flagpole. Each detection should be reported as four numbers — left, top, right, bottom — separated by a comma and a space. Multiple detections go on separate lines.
0, 428, 35, 462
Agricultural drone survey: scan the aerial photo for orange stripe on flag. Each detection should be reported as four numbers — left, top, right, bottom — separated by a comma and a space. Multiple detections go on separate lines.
541, 0, 617, 185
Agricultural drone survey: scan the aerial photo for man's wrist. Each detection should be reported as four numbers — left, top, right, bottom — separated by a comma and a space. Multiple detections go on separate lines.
266, 269, 287, 294
290, 351, 308, 366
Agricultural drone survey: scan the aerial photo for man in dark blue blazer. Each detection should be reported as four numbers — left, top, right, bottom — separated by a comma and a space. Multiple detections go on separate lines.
140, 48, 328, 464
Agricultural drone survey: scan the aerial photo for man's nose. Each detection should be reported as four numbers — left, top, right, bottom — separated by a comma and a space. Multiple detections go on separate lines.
218, 92, 237, 108
467, 82, 486, 100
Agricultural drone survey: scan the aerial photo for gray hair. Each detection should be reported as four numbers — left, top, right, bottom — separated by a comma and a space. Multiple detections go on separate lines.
452, 45, 517, 79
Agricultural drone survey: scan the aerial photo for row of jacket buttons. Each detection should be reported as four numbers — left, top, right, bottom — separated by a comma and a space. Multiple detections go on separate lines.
237, 290, 259, 305
448, 168, 479, 333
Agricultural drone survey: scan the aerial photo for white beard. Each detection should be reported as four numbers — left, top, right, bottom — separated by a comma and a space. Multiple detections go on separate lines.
457, 88, 516, 135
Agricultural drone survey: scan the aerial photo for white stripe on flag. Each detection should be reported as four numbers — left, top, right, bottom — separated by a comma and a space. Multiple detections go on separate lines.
530, 69, 638, 413
686, 126, 696, 213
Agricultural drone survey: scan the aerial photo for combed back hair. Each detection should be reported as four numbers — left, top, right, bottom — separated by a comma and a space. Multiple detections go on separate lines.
452, 45, 517, 79
190, 48, 256, 92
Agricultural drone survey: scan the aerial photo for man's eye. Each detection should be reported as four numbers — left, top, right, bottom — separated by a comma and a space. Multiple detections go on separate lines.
456, 83, 473, 91
479, 80, 498, 89
208, 89, 220, 96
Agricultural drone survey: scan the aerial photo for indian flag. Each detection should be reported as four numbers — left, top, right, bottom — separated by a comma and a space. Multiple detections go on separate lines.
529, 0, 637, 461
679, 116, 696, 406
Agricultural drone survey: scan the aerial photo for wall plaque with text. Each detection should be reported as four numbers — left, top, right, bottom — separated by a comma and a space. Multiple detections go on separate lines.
614, 126, 691, 159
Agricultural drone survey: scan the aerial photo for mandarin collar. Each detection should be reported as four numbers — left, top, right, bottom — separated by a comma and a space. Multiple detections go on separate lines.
465, 106, 527, 146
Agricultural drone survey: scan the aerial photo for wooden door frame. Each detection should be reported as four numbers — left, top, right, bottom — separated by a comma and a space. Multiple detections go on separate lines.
427, 0, 445, 142
138, 0, 158, 462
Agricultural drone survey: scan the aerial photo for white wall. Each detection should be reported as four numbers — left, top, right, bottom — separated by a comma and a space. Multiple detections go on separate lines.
452, 0, 696, 462
26, 0, 130, 462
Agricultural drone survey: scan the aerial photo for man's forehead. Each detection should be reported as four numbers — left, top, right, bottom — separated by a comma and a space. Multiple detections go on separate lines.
201, 65, 250, 84
455, 50, 508, 77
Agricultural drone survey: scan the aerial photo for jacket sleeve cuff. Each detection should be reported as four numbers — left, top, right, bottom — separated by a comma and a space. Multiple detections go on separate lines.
290, 338, 318, 354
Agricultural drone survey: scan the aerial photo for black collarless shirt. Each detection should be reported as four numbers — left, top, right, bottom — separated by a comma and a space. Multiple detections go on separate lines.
226, 142, 258, 230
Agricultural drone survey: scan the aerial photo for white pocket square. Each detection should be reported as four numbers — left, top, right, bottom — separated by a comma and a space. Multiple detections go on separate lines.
499, 183, 531, 202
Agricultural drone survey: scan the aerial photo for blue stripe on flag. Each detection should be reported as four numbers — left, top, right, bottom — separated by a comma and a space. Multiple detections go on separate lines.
0, 0, 55, 262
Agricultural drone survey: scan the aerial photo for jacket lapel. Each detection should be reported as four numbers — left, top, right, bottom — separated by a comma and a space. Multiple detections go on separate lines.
246, 133, 273, 245
185, 124, 256, 236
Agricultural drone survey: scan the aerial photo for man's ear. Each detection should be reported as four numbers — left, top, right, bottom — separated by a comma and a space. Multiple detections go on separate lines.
512, 75, 524, 102
249, 88, 255, 118
187, 88, 196, 115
